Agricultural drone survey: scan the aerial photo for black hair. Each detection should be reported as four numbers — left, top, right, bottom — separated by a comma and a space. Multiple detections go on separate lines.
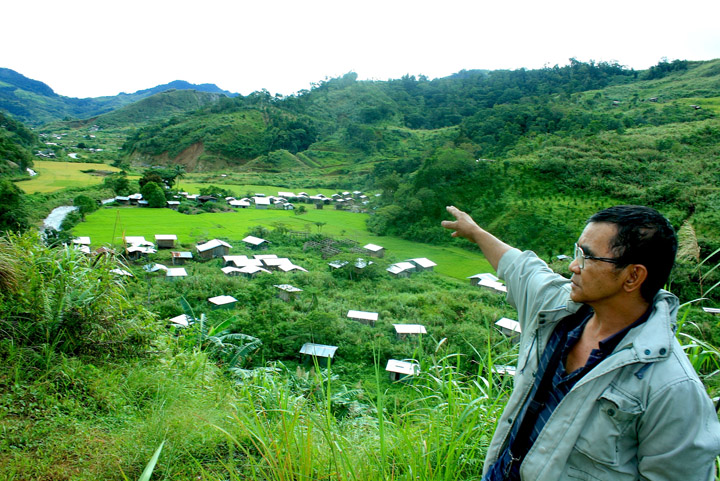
588, 205, 677, 302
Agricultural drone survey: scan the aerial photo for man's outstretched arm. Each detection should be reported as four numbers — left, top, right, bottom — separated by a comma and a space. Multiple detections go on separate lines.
441, 205, 513, 271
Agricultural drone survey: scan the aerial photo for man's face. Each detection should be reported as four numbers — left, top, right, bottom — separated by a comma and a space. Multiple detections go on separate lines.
569, 222, 627, 305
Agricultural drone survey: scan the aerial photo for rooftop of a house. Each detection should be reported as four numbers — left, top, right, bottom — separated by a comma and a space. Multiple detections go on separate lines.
208, 295, 238, 306
166, 268, 188, 277
300, 343, 338, 358
347, 310, 378, 321
393, 324, 427, 334
242, 235, 267, 246
196, 239, 232, 251
386, 359, 420, 376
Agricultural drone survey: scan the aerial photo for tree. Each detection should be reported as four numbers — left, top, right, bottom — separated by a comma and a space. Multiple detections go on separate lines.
0, 179, 28, 233
139, 171, 164, 190
141, 181, 166, 208
103, 173, 130, 196
73, 194, 97, 220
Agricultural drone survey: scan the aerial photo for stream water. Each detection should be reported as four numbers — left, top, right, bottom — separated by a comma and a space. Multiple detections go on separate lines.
42, 205, 78, 231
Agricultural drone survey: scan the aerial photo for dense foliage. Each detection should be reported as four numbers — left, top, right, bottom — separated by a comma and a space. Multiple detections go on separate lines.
0, 110, 35, 176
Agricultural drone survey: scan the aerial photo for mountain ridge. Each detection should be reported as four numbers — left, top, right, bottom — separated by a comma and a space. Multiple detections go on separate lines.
0, 68, 238, 125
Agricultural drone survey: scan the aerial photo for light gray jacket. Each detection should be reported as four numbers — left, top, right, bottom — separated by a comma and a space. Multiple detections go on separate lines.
484, 248, 720, 480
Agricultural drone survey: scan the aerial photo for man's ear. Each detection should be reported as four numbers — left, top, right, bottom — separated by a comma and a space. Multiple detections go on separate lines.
623, 264, 648, 294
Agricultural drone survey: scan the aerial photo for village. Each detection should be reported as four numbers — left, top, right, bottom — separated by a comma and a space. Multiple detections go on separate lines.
70, 196, 520, 383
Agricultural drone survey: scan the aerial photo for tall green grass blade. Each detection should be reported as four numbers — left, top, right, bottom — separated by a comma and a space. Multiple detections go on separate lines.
138, 440, 165, 481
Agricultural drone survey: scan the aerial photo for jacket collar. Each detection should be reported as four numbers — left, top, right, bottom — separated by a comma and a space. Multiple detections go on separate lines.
538, 289, 678, 362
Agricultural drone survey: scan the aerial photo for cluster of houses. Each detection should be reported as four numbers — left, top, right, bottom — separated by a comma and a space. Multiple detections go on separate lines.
108, 189, 376, 212
72, 231, 518, 383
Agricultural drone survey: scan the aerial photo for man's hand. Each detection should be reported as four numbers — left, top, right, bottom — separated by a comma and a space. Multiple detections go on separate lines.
441, 205, 512, 271
441, 205, 482, 242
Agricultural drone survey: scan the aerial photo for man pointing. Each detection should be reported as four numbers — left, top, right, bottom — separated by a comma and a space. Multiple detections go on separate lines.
442, 204, 720, 480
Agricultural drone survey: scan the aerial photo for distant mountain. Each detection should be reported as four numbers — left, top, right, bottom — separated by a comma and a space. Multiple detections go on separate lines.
91, 89, 227, 128
0, 68, 237, 126
126, 80, 238, 98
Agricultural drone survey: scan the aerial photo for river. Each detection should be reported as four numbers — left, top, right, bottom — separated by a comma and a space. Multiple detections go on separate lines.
42, 205, 78, 231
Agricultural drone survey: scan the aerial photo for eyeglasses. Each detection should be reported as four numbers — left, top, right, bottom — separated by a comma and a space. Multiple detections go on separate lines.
574, 243, 621, 269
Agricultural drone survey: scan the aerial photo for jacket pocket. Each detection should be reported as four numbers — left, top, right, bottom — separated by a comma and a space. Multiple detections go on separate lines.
566, 466, 602, 480
573, 386, 642, 466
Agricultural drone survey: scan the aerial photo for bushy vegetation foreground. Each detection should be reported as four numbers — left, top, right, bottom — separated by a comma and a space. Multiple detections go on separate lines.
1, 226, 719, 480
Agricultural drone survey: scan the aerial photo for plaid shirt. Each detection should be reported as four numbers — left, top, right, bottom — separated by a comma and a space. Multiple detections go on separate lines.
485, 305, 652, 480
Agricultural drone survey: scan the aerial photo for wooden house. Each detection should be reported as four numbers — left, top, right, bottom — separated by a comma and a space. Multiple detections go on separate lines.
208, 295, 238, 310
166, 201, 180, 210
274, 284, 302, 301
386, 359, 419, 382
393, 324, 427, 340
168, 314, 191, 327
495, 317, 521, 339
242, 236, 269, 250
300, 343, 338, 368
387, 261, 416, 278
223, 255, 251, 267
171, 251, 193, 265
196, 239, 232, 260
347, 310, 378, 327
363, 243, 385, 258
125, 245, 156, 261
155, 234, 177, 249
468, 272, 499, 286
254, 197, 271, 209
237, 265, 271, 278
408, 258, 436, 272
165, 267, 188, 281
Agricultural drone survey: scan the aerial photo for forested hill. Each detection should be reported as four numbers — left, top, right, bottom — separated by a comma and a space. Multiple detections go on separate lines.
0, 68, 236, 126
118, 59, 720, 260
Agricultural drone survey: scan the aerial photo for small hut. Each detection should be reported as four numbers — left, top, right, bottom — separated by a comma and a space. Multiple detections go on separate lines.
155, 234, 177, 249
274, 284, 303, 301
363, 243, 385, 258
196, 239, 232, 260
393, 324, 427, 340
208, 295, 238, 310
300, 343, 338, 368
386, 359, 420, 382
347, 310, 378, 327
495, 317, 521, 339
242, 236, 269, 250
171, 251, 193, 265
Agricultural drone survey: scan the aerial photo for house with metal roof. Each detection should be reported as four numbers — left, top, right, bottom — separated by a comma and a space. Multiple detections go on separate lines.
171, 251, 193, 265
168, 314, 191, 327
196, 239, 232, 260
393, 324, 427, 340
208, 295, 238, 310
242, 236, 269, 250
386, 359, 420, 382
363, 243, 385, 258
347, 310, 378, 326
274, 284, 303, 301
408, 257, 436, 272
387, 261, 416, 278
495, 317, 521, 338
155, 234, 177, 249
300, 343, 338, 368
166, 268, 188, 281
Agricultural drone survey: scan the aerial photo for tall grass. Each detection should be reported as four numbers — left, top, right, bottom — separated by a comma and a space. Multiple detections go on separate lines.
214, 340, 512, 481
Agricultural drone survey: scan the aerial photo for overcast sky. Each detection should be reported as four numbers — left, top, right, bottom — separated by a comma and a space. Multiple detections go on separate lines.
4, 0, 720, 99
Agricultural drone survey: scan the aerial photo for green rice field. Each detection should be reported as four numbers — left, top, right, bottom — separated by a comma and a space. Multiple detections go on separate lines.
16, 161, 122, 194
72, 207, 492, 280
